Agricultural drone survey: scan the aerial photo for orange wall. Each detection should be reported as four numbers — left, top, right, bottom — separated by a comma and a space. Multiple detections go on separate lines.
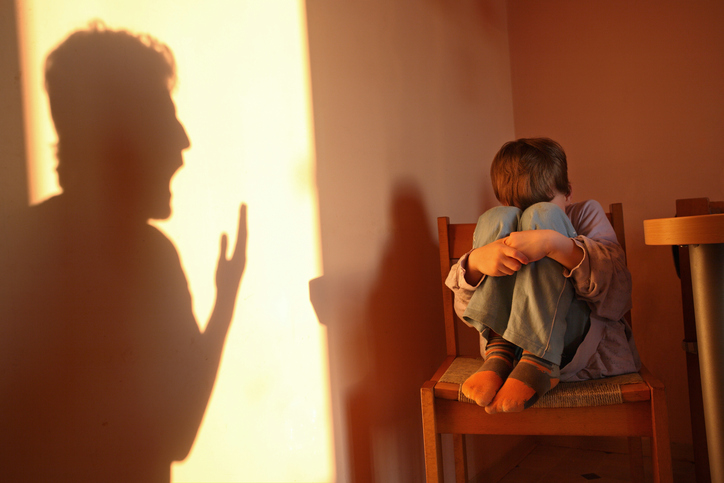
306, 0, 521, 480
508, 0, 724, 443
0, 0, 26, 214
5, 0, 720, 480
2, 1, 521, 480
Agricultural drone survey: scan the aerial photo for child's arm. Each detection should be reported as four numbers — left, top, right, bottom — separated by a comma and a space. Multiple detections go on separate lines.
503, 229, 584, 271
564, 200, 632, 321
445, 254, 480, 326
465, 229, 581, 285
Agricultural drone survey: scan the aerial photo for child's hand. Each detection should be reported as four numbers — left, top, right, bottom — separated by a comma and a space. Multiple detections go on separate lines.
468, 238, 529, 280
503, 230, 553, 263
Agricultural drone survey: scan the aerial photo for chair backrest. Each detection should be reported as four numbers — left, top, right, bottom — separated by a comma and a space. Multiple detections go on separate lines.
438, 203, 626, 357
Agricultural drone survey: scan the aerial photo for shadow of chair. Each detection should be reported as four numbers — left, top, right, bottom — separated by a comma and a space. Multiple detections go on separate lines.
421, 203, 673, 482
673, 197, 724, 483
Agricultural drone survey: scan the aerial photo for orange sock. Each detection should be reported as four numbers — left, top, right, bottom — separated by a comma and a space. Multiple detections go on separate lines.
462, 334, 516, 407
486, 350, 559, 414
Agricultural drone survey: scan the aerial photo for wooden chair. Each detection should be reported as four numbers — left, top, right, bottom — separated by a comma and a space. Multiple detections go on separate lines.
421, 203, 673, 482
673, 197, 724, 483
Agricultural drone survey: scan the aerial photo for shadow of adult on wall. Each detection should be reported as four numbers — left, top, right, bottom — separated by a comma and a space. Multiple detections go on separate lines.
0, 23, 247, 482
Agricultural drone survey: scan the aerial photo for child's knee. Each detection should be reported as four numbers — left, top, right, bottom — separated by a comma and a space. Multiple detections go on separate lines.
519, 202, 567, 231
473, 206, 522, 247
480, 206, 522, 224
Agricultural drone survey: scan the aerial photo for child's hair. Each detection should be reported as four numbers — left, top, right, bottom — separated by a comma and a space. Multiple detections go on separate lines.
490, 137, 572, 210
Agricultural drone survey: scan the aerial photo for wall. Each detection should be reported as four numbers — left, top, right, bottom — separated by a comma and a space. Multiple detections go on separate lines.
0, 0, 27, 214
8, 0, 714, 480
507, 0, 724, 444
3, 1, 522, 480
5, 1, 334, 481
306, 0, 521, 480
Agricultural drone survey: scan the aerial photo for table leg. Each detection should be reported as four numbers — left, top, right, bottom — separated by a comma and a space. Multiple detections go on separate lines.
690, 243, 724, 483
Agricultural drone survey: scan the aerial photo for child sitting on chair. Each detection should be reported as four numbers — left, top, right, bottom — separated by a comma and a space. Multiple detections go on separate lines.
445, 138, 640, 413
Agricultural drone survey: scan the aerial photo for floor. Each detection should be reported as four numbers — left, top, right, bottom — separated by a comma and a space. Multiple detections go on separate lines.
496, 442, 697, 483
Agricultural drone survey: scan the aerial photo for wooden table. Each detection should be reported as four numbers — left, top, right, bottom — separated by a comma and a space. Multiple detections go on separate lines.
644, 213, 724, 483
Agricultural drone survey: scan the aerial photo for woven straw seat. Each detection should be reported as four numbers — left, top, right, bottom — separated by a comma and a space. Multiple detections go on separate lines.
437, 356, 644, 408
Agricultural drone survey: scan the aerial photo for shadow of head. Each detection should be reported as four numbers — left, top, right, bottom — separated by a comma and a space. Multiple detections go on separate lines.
45, 21, 190, 221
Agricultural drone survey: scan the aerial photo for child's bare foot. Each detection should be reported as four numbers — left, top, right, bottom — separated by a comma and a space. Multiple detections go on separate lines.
486, 351, 559, 414
462, 335, 515, 407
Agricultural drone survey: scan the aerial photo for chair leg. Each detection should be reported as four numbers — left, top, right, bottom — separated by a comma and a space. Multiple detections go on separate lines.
453, 433, 467, 483
650, 384, 674, 483
628, 437, 645, 482
421, 382, 443, 482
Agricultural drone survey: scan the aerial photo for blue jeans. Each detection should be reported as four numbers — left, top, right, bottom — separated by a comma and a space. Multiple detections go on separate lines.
462, 203, 590, 366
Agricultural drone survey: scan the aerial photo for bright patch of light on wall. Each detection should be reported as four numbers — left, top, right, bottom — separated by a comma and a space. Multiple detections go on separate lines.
15, 0, 334, 481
